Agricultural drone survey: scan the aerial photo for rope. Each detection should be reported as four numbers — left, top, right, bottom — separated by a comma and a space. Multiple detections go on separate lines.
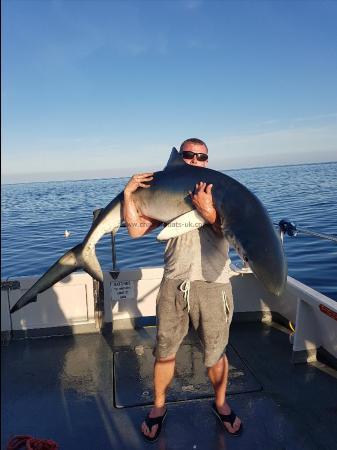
7, 435, 59, 450
222, 291, 230, 323
295, 227, 337, 243
179, 280, 191, 312
288, 321, 295, 332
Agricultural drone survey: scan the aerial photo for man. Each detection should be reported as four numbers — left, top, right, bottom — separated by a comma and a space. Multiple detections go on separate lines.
123, 138, 242, 441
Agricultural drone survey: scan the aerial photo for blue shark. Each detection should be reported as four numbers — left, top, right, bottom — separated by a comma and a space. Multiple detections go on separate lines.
10, 148, 287, 313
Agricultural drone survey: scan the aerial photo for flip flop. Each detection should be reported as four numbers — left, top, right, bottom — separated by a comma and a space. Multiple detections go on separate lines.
142, 409, 167, 442
212, 402, 243, 436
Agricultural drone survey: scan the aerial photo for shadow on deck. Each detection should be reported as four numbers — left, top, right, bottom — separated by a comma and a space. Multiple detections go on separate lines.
2, 322, 337, 450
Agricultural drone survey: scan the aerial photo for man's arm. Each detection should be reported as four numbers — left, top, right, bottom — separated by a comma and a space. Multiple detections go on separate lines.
123, 173, 161, 238
189, 182, 222, 234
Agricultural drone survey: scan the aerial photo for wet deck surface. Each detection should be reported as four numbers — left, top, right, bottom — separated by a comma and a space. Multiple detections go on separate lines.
2, 322, 337, 450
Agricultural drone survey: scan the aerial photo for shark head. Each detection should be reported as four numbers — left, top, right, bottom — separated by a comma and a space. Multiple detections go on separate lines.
231, 216, 287, 296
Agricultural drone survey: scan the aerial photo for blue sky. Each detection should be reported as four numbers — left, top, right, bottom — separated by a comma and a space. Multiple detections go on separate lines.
2, 0, 337, 183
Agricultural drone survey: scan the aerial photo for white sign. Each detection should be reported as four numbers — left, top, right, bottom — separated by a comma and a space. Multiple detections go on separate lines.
110, 280, 135, 301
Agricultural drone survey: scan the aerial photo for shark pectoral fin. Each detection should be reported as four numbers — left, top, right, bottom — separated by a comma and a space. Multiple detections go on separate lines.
157, 210, 206, 241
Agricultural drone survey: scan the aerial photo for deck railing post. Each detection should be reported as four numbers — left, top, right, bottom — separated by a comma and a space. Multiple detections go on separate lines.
111, 231, 117, 270
92, 209, 105, 332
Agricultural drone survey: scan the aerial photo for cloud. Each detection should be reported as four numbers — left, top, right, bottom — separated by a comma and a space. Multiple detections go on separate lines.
255, 113, 337, 129
256, 119, 281, 127
209, 123, 337, 168
292, 112, 337, 123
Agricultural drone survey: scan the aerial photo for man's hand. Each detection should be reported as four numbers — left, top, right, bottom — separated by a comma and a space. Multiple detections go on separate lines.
124, 173, 154, 197
189, 182, 217, 225
123, 172, 159, 238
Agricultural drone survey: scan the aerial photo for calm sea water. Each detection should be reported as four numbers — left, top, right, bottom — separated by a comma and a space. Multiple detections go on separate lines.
1, 162, 337, 300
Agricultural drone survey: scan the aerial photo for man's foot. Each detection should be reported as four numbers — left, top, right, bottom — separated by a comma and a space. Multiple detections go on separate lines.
141, 406, 167, 442
212, 402, 242, 436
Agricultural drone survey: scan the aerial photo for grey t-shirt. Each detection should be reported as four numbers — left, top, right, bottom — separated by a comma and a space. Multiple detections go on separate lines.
163, 225, 231, 283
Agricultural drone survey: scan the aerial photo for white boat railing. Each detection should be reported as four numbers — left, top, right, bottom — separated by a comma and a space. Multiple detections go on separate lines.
1, 273, 96, 339
1, 268, 336, 367
286, 277, 337, 363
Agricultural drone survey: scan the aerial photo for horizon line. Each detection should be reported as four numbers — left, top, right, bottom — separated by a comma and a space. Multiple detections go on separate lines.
2, 160, 336, 186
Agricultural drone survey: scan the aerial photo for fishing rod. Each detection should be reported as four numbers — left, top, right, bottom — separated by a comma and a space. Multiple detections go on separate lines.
276, 219, 337, 243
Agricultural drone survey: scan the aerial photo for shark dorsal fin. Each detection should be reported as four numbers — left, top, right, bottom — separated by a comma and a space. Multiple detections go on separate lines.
164, 147, 186, 170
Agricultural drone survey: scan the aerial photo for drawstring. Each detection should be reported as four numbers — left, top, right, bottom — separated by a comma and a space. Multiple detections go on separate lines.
179, 282, 230, 319
222, 291, 230, 323
179, 280, 191, 312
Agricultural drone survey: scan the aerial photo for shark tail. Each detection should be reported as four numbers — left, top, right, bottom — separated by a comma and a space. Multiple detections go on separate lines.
77, 244, 103, 282
10, 243, 103, 314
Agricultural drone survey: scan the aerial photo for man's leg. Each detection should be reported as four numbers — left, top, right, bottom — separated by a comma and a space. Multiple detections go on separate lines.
208, 355, 241, 434
141, 278, 189, 438
141, 355, 176, 439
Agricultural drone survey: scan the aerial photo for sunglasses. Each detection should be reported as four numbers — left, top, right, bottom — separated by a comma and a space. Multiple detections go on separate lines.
181, 151, 208, 162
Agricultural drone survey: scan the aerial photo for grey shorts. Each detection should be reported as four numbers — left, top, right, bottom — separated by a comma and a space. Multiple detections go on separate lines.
154, 278, 234, 368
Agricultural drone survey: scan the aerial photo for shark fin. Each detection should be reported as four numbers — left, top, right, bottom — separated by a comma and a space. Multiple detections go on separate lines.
163, 147, 186, 170
10, 295, 37, 314
10, 243, 104, 314
157, 210, 206, 241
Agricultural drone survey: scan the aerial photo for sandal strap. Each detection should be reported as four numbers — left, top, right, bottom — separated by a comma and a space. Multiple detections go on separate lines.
218, 410, 237, 426
145, 411, 166, 429
213, 404, 237, 427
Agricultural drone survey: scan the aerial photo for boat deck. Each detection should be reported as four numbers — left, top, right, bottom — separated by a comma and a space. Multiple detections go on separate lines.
2, 321, 337, 450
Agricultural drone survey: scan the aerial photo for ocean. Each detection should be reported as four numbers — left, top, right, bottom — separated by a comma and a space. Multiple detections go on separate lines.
1, 162, 337, 300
